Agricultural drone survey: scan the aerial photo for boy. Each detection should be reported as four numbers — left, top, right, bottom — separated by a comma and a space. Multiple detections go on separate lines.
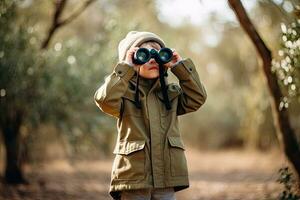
94, 31, 207, 200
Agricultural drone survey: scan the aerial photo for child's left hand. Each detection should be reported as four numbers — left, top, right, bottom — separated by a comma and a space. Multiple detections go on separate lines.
164, 49, 182, 68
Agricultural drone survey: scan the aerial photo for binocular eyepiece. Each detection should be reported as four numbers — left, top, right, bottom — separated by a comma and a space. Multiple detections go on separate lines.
133, 48, 173, 65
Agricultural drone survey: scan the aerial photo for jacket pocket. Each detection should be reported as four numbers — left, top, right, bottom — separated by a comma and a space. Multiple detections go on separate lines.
112, 140, 146, 180
167, 136, 188, 177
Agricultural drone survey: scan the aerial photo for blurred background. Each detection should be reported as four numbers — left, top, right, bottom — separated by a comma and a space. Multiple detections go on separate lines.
1, 0, 300, 199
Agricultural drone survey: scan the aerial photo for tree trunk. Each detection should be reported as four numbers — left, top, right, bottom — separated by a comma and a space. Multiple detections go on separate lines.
228, 0, 300, 179
2, 110, 27, 184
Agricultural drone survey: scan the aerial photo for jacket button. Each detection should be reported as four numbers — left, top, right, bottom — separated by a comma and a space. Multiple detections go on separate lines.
189, 67, 193, 71
117, 71, 122, 74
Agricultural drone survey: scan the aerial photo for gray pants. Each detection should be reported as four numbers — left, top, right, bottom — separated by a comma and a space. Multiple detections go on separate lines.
121, 187, 176, 200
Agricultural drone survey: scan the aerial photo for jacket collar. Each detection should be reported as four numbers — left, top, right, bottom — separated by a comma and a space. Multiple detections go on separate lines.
129, 73, 166, 95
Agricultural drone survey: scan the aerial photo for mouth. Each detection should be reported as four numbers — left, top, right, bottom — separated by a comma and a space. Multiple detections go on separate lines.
148, 66, 159, 70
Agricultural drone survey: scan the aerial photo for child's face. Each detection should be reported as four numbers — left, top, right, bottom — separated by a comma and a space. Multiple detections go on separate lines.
138, 42, 161, 79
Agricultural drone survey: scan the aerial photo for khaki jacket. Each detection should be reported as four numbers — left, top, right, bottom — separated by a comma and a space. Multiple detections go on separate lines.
94, 58, 207, 199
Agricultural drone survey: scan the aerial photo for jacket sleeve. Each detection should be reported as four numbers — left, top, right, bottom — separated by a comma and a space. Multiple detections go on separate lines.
94, 62, 135, 118
170, 58, 207, 115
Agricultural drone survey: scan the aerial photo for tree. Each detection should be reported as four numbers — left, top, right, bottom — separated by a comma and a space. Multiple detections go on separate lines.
228, 0, 300, 180
0, 0, 45, 183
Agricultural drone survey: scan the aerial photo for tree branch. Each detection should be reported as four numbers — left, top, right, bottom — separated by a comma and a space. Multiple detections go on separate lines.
59, 0, 96, 26
41, 0, 96, 49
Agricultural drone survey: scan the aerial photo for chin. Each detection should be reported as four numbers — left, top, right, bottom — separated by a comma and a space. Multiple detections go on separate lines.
140, 72, 159, 79
146, 74, 159, 79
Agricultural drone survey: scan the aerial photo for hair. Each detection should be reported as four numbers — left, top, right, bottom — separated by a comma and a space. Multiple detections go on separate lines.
139, 41, 161, 50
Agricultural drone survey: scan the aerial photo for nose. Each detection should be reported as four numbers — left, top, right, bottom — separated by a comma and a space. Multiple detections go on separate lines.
149, 58, 156, 64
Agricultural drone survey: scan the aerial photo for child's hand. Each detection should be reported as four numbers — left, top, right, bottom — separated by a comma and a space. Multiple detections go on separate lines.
125, 47, 141, 71
165, 49, 182, 68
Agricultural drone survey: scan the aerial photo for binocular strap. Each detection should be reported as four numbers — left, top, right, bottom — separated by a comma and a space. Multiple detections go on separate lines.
159, 64, 171, 110
134, 67, 142, 109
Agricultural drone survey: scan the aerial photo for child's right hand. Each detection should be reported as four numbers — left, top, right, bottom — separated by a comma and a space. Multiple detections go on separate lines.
125, 47, 140, 71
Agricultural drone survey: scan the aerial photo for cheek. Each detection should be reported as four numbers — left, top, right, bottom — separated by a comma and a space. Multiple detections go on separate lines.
139, 66, 147, 73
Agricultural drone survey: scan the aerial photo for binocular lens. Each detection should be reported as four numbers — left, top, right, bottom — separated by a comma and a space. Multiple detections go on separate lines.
133, 47, 173, 65
133, 48, 151, 64
159, 50, 172, 62
137, 51, 148, 61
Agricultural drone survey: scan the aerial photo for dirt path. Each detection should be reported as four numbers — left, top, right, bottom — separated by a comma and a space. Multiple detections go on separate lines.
177, 149, 285, 200
0, 149, 286, 200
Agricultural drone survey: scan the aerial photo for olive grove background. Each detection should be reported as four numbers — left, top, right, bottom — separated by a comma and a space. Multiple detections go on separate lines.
0, 0, 300, 199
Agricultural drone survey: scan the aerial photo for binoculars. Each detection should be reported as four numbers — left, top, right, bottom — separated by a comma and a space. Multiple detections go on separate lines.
133, 48, 173, 65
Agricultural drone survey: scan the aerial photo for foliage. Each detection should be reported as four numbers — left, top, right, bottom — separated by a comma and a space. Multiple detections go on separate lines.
272, 19, 300, 110
277, 166, 300, 200
0, 0, 115, 159
0, 0, 45, 126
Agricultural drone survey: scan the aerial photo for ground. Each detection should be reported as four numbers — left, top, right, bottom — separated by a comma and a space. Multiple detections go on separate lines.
0, 148, 287, 200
